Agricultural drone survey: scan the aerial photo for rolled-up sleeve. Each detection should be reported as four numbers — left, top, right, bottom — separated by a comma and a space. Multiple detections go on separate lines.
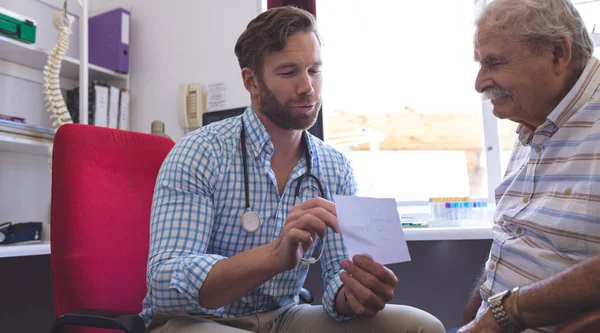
321, 155, 358, 320
145, 135, 226, 316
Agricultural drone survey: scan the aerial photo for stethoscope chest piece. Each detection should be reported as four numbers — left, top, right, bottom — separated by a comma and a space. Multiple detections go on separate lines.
240, 210, 261, 233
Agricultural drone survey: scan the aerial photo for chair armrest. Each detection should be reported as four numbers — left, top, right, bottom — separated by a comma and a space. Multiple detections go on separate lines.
299, 287, 314, 304
50, 308, 145, 333
556, 309, 600, 333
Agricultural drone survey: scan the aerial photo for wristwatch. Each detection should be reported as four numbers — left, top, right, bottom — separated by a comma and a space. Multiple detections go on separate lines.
488, 287, 523, 333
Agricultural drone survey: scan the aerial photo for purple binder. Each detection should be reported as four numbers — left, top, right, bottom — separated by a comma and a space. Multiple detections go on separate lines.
88, 8, 130, 74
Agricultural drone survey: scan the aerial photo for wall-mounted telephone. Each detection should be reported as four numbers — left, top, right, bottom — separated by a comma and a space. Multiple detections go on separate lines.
179, 83, 204, 132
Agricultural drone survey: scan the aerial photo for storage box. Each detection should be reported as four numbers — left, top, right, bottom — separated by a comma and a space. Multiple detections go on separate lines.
0, 7, 36, 44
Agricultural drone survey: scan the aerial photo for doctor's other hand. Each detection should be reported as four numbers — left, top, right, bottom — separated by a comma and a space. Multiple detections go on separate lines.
268, 197, 340, 271
340, 254, 398, 317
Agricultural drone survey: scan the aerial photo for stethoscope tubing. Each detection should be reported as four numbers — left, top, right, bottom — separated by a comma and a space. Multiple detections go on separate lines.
240, 120, 326, 264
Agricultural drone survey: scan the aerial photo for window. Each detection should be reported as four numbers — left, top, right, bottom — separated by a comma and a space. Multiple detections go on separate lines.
318, 0, 600, 206
318, 0, 487, 202
575, 1, 600, 57
574, 1, 600, 59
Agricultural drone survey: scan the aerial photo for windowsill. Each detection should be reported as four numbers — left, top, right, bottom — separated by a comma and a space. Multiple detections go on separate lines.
397, 204, 494, 241
403, 223, 493, 241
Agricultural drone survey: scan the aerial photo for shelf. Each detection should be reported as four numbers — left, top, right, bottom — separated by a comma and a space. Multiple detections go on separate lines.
0, 132, 52, 155
0, 241, 50, 258
0, 35, 128, 83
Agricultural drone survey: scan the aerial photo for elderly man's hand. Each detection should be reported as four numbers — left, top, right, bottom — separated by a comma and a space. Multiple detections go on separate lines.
458, 309, 502, 333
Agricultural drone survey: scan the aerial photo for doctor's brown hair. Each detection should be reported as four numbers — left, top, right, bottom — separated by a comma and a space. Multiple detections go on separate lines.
234, 6, 321, 79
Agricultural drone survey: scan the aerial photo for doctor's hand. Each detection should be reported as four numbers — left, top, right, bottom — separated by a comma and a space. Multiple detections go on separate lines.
268, 197, 340, 271
339, 254, 398, 317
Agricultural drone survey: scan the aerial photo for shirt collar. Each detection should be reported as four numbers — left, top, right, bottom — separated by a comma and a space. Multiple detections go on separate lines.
241, 106, 272, 158
516, 57, 600, 144
547, 57, 600, 127
303, 129, 317, 171
241, 106, 317, 168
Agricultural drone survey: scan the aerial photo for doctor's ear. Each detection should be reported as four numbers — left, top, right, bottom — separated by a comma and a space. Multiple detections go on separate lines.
242, 68, 260, 96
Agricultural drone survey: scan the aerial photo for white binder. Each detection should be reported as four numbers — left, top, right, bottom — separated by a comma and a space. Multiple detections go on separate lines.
107, 86, 120, 128
118, 89, 130, 130
93, 84, 109, 127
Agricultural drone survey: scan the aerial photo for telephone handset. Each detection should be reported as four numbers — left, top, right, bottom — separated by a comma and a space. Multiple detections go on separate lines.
179, 83, 204, 132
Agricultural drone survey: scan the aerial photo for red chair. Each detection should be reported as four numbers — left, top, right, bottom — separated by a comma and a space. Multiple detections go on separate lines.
49, 124, 175, 333
49, 124, 313, 333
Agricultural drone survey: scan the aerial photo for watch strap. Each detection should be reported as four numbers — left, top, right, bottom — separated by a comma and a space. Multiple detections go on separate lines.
489, 287, 523, 333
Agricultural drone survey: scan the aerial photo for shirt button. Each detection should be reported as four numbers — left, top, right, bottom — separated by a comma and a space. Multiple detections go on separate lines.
515, 226, 523, 235
488, 262, 496, 270
535, 146, 542, 153
522, 196, 530, 204
564, 188, 572, 195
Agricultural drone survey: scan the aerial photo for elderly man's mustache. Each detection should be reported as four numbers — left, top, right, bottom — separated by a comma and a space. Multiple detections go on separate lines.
482, 86, 513, 100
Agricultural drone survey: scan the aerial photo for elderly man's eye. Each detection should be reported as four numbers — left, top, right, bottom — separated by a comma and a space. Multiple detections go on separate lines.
484, 60, 503, 69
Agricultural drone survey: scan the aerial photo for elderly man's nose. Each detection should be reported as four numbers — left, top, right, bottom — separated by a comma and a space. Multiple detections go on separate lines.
475, 68, 493, 93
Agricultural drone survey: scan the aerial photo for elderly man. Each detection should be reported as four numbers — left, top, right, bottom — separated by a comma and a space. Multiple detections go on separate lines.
458, 0, 600, 332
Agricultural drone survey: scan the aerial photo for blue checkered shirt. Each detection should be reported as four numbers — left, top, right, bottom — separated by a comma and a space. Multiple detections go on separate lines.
141, 107, 357, 323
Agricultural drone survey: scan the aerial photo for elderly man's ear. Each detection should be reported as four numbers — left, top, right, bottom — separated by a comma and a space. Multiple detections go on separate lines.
552, 36, 572, 71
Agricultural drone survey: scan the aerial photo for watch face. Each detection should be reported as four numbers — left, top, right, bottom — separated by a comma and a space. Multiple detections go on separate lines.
488, 289, 510, 303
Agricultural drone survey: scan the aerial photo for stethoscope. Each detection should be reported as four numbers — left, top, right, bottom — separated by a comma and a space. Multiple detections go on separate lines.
240, 120, 326, 264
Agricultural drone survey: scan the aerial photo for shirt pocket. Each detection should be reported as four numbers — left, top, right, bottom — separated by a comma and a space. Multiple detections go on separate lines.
535, 182, 589, 252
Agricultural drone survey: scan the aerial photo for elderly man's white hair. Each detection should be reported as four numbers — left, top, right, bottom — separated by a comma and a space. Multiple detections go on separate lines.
476, 0, 595, 71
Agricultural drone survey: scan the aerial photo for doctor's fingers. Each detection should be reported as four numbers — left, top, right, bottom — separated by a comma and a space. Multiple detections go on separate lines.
340, 271, 386, 313
286, 207, 339, 233
285, 228, 315, 252
350, 254, 398, 287
341, 258, 395, 302
343, 286, 378, 318
293, 197, 337, 216
283, 213, 331, 238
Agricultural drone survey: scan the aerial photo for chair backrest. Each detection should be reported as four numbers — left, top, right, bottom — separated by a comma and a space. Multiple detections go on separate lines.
50, 124, 174, 323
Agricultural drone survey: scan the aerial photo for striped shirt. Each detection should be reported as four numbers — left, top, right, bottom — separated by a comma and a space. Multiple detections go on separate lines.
140, 107, 357, 323
478, 57, 600, 332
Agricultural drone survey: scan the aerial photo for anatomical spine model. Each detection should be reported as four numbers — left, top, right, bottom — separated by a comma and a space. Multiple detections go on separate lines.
43, 11, 75, 169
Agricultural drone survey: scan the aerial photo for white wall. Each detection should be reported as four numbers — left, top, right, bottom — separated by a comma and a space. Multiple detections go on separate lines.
92, 0, 261, 141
